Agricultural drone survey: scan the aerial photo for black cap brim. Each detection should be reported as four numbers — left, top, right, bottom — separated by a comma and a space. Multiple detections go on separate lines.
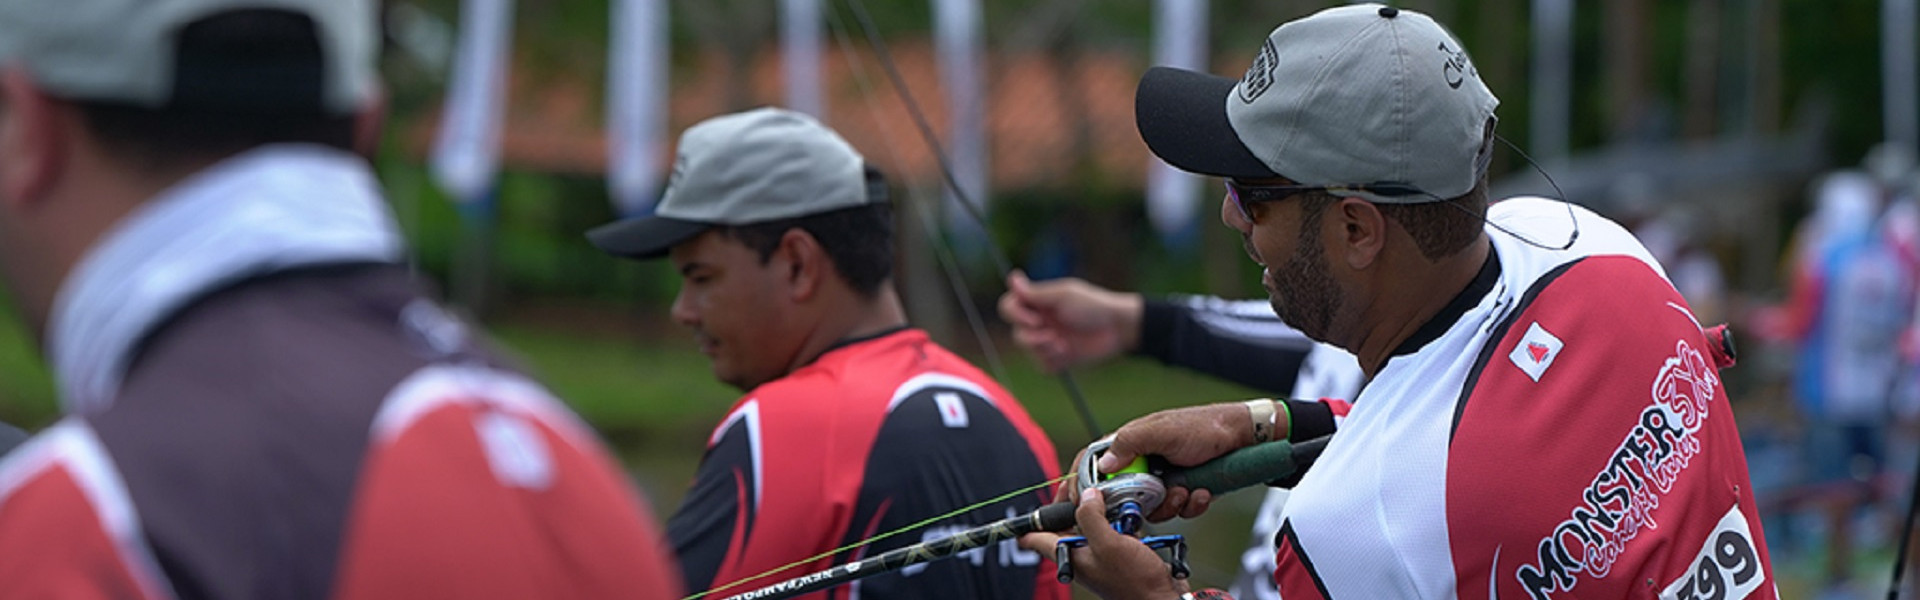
1135, 66, 1279, 180
586, 216, 714, 260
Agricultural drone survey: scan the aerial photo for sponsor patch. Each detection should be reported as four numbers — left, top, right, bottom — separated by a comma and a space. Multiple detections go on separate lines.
1658, 506, 1765, 600
1508, 322, 1564, 382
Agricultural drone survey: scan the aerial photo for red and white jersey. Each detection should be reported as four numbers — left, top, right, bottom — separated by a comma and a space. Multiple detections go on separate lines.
1274, 197, 1774, 600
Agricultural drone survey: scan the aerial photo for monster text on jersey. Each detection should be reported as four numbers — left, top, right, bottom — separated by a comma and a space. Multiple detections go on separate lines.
1517, 339, 1720, 599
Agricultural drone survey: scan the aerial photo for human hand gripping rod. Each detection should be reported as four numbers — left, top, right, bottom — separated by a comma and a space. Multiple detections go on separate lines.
711, 436, 1330, 600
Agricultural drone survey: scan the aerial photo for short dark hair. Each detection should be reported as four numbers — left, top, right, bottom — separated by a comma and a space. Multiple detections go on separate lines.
723, 170, 895, 297
74, 9, 356, 174
1296, 175, 1489, 261
1376, 176, 1489, 260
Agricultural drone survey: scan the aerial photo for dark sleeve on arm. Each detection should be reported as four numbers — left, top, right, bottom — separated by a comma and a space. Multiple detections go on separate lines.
665, 422, 754, 595
1135, 297, 1310, 394
1284, 399, 1336, 441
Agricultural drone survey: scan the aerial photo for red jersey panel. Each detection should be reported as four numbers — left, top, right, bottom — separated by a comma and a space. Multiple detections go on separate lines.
1448, 256, 1773, 600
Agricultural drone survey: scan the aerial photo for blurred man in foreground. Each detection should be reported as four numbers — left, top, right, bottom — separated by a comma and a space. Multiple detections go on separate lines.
0, 1, 680, 596
590, 107, 1066, 600
1020, 5, 1775, 599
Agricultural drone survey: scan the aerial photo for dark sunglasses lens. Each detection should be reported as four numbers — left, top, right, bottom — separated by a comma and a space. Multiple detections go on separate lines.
1226, 182, 1252, 219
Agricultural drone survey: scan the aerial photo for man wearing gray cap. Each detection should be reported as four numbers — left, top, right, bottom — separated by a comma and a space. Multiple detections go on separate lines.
1021, 5, 1775, 600
589, 107, 1067, 600
0, 1, 680, 597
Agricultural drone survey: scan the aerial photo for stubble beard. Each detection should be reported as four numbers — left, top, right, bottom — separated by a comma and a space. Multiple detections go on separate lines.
1266, 227, 1341, 344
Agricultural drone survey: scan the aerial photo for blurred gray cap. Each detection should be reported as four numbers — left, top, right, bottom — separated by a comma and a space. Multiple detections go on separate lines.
1136, 3, 1498, 204
0, 0, 378, 113
589, 107, 885, 260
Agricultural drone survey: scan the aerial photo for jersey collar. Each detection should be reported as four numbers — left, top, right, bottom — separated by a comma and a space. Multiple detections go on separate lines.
48, 145, 404, 415
1387, 247, 1502, 361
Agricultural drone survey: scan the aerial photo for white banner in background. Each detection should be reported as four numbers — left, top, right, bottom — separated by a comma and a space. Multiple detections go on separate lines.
782, 0, 825, 118
430, 0, 514, 204
935, 0, 989, 234
608, 0, 670, 216
1146, 0, 1208, 242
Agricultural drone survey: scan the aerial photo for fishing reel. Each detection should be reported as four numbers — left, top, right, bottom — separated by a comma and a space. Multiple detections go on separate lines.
1054, 437, 1189, 584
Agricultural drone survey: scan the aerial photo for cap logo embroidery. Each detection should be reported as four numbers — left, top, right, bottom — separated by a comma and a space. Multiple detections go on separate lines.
1238, 38, 1279, 104
1439, 40, 1476, 90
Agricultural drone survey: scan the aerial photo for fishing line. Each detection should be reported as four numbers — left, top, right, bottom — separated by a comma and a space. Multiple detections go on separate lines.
822, 2, 1009, 382
832, 0, 1102, 440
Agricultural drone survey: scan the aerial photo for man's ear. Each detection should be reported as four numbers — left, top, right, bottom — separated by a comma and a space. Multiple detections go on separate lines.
776, 228, 828, 302
0, 68, 68, 208
1336, 197, 1387, 270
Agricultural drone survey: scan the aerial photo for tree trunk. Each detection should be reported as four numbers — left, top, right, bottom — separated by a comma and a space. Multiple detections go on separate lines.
1683, 0, 1721, 140
1605, 0, 1651, 141
1474, 0, 1522, 173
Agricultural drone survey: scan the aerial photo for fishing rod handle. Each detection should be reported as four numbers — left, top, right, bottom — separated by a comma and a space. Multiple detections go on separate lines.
1043, 437, 1327, 532
1160, 436, 1328, 494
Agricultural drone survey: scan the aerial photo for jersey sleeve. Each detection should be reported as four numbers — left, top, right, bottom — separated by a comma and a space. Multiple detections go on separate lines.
668, 403, 764, 595
668, 396, 843, 599
1137, 296, 1313, 394
1445, 256, 1775, 600
0, 421, 174, 600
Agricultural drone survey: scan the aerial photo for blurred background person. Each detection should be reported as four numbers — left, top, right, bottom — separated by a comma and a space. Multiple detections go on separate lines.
1779, 162, 1916, 598
0, 0, 681, 597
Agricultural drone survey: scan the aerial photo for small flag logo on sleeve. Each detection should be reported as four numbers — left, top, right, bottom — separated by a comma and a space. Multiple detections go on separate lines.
1508, 322, 1564, 382
934, 392, 970, 428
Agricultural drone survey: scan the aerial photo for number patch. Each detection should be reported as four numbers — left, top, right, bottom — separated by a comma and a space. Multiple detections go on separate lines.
1659, 506, 1764, 600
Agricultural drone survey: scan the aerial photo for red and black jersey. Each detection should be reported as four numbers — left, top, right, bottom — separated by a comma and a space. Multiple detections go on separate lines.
669, 328, 1069, 600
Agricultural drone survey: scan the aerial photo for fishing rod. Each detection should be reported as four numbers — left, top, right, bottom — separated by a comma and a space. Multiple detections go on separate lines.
714, 435, 1330, 600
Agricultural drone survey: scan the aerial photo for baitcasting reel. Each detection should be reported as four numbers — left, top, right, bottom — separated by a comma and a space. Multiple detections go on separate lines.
1054, 437, 1189, 584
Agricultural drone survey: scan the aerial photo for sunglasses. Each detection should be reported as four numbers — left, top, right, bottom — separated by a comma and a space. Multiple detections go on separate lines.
1224, 179, 1433, 222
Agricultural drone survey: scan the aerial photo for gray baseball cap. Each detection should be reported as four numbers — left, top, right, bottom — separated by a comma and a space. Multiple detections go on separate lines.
1136, 3, 1498, 204
0, 0, 378, 114
589, 107, 887, 260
